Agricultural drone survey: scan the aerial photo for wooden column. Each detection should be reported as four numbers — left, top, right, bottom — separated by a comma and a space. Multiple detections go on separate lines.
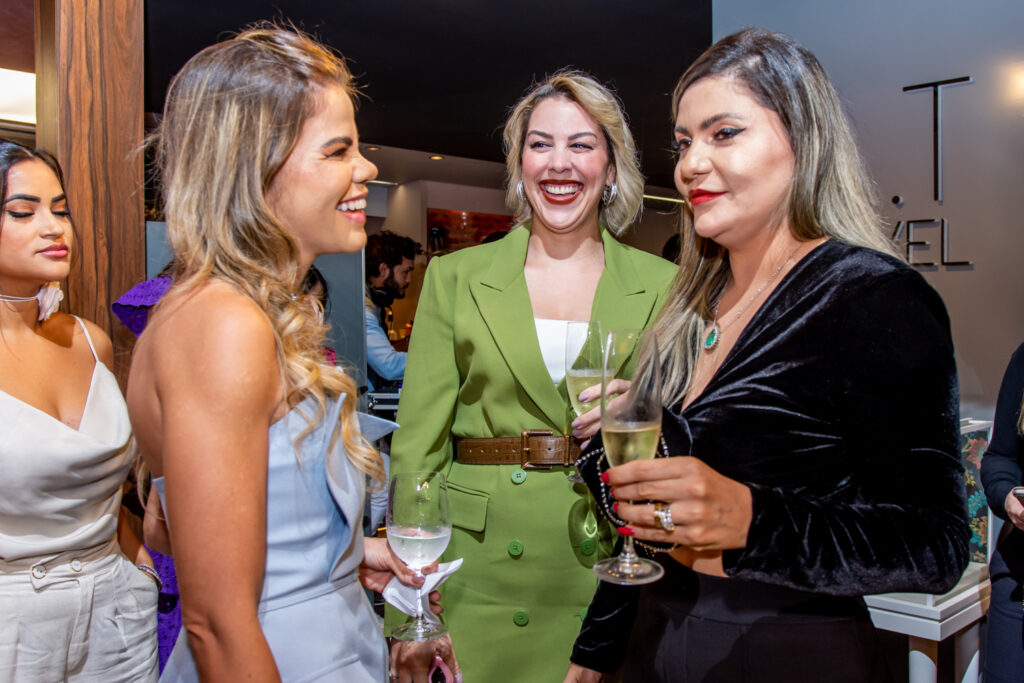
34, 0, 145, 387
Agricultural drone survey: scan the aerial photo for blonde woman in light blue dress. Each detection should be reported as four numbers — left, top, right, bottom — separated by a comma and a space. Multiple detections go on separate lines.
127, 26, 457, 683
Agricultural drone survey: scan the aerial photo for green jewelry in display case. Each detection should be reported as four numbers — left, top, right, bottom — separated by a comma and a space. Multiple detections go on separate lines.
959, 419, 993, 563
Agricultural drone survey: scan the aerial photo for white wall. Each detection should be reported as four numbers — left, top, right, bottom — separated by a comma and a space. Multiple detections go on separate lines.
713, 0, 1024, 418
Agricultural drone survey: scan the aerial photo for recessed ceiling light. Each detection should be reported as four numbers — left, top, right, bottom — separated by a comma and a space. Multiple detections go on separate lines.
365, 145, 381, 151
429, 155, 444, 161
0, 68, 36, 125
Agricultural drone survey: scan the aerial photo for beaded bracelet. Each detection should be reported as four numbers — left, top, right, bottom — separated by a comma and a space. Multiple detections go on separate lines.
136, 563, 163, 591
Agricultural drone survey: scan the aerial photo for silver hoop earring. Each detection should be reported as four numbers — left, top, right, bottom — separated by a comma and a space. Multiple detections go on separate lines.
515, 180, 526, 202
602, 182, 618, 206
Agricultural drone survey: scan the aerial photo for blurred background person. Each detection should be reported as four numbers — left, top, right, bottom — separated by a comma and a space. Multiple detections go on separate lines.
0, 139, 158, 681
568, 29, 969, 682
389, 71, 676, 681
364, 229, 421, 391
981, 343, 1024, 683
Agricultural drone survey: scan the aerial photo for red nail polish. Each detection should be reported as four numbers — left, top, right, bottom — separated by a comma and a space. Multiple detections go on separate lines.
600, 471, 610, 484
617, 526, 634, 536
612, 502, 619, 513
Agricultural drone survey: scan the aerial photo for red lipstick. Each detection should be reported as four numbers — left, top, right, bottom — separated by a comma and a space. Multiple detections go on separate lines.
539, 181, 582, 205
689, 189, 723, 206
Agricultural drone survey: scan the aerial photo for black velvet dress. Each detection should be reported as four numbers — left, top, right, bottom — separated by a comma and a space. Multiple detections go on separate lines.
572, 240, 971, 681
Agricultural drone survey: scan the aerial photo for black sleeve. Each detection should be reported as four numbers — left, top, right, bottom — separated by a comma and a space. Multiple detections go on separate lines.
722, 271, 970, 595
569, 573, 640, 673
981, 344, 1024, 520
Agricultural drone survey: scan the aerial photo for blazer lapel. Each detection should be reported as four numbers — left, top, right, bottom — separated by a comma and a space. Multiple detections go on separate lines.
592, 227, 662, 377
470, 225, 570, 431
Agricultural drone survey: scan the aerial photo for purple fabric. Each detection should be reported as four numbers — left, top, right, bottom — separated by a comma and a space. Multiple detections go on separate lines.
111, 276, 173, 336
111, 276, 180, 672
151, 550, 181, 672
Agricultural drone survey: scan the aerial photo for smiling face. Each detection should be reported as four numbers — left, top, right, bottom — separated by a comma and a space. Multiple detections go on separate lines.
266, 84, 378, 266
0, 158, 72, 296
521, 96, 615, 236
673, 75, 795, 251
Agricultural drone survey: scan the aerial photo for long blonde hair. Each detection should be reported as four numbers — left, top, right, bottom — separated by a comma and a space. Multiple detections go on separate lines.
502, 70, 643, 236
649, 29, 898, 407
153, 24, 383, 482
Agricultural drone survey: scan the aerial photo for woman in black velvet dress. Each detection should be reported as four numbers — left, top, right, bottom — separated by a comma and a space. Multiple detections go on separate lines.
565, 29, 970, 683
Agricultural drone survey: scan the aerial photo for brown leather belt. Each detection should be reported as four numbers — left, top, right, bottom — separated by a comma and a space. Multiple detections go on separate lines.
454, 430, 580, 469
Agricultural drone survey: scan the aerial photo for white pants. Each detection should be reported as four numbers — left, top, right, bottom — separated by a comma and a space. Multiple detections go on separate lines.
0, 542, 158, 682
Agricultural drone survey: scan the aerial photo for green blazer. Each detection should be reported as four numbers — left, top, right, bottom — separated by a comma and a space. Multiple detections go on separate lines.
390, 223, 676, 681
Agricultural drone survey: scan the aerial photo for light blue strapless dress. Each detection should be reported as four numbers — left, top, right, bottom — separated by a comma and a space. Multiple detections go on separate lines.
155, 397, 393, 682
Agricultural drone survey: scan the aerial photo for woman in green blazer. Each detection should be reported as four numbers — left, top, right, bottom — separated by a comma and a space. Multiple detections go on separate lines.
390, 71, 676, 681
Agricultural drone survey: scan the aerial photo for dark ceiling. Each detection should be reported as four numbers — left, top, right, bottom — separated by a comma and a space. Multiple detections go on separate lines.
145, 1, 711, 189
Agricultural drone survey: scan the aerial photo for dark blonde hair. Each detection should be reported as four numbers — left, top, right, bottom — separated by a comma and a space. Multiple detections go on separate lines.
651, 28, 897, 407
154, 25, 382, 481
502, 70, 643, 235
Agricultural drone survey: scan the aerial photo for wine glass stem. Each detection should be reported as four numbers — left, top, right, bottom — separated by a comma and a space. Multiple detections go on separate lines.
414, 575, 424, 623
620, 536, 639, 563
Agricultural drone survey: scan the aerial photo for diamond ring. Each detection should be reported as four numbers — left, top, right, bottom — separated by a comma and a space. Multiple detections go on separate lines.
653, 502, 675, 532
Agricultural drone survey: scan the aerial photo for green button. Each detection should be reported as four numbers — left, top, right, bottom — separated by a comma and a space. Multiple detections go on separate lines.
511, 468, 527, 484
580, 539, 596, 556
508, 540, 524, 557
513, 609, 530, 626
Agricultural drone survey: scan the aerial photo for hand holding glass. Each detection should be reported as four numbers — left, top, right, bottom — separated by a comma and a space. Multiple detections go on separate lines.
387, 471, 452, 641
592, 329, 664, 585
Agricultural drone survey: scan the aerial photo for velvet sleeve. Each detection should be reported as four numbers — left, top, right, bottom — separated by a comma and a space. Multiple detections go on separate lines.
569, 557, 640, 673
980, 343, 1024, 520
723, 270, 970, 595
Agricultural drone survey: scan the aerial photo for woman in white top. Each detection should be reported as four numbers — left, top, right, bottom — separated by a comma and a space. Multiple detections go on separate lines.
0, 139, 159, 681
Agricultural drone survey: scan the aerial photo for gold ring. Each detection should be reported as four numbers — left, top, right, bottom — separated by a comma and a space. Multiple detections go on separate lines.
653, 502, 675, 531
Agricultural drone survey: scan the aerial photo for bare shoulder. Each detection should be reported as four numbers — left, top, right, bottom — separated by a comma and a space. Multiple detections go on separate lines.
139, 281, 280, 414
75, 316, 115, 367
41, 312, 114, 366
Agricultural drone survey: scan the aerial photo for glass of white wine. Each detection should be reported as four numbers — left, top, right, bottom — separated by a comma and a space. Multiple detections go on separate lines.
565, 321, 603, 482
387, 471, 452, 641
592, 328, 665, 585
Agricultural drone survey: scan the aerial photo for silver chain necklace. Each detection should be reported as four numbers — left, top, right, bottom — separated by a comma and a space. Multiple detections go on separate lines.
703, 242, 803, 352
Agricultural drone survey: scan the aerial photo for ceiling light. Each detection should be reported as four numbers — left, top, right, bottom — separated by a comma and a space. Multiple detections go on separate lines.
0, 69, 36, 125
365, 145, 381, 151
429, 155, 444, 160
368, 179, 397, 186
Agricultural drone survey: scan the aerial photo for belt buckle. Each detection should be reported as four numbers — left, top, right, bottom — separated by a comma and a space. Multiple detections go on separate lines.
520, 429, 554, 469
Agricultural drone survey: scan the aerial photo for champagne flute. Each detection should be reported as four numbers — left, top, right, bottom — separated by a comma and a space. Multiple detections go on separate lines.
565, 321, 603, 482
592, 329, 665, 585
387, 471, 452, 641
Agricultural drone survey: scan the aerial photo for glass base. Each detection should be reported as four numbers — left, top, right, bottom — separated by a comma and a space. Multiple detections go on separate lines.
566, 468, 584, 484
390, 618, 448, 642
593, 555, 664, 585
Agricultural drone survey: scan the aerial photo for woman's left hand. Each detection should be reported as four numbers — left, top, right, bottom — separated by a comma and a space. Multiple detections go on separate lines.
606, 456, 753, 551
359, 537, 443, 614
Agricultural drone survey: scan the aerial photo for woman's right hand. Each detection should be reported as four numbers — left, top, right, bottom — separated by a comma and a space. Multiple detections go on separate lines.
571, 378, 632, 440
1004, 490, 1024, 531
562, 662, 606, 682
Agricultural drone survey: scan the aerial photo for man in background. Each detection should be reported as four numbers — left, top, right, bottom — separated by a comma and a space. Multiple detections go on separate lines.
364, 230, 422, 391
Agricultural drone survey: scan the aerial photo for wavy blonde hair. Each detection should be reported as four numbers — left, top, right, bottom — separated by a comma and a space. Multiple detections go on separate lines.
502, 70, 643, 236
647, 29, 898, 407
153, 24, 383, 482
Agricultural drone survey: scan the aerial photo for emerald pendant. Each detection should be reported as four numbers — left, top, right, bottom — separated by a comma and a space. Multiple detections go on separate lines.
703, 323, 720, 351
